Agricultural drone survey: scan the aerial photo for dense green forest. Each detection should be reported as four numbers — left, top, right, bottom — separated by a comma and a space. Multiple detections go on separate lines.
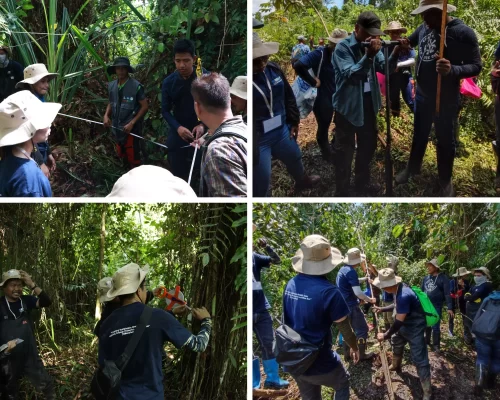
0, 0, 246, 196
0, 203, 247, 399
255, 0, 500, 196
253, 203, 499, 399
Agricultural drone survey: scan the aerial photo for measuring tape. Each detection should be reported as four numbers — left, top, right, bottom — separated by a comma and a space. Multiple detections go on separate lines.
155, 285, 192, 311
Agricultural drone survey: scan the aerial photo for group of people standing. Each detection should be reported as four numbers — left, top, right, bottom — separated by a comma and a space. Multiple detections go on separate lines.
253, 0, 484, 197
252, 231, 500, 400
0, 39, 248, 198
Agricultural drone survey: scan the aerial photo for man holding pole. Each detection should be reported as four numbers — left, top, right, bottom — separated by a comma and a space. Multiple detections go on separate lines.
395, 0, 482, 196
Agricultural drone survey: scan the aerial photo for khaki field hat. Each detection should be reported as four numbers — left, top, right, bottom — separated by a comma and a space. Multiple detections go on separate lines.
0, 91, 61, 147
108, 263, 149, 298
384, 21, 408, 34
343, 248, 366, 265
253, 32, 279, 60
98, 277, 116, 303
292, 235, 343, 275
473, 267, 491, 280
373, 268, 403, 289
452, 267, 471, 277
107, 165, 197, 199
411, 0, 457, 15
230, 76, 247, 100
426, 258, 441, 270
328, 29, 348, 44
15, 64, 58, 88
0, 269, 22, 287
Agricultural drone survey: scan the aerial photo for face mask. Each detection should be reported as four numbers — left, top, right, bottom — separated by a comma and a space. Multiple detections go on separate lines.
0, 54, 7, 64
474, 275, 487, 285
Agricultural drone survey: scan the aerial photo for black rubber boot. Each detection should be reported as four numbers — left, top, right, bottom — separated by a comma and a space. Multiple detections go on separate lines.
425, 327, 432, 346
474, 364, 488, 396
358, 338, 374, 361
432, 330, 441, 353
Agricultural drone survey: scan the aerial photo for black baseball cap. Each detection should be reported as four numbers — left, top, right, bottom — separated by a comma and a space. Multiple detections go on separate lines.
356, 11, 384, 36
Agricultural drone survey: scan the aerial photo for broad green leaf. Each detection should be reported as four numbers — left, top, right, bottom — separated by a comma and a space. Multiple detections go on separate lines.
194, 26, 204, 34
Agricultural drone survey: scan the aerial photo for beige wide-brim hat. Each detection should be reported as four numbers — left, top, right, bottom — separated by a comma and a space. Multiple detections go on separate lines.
384, 21, 408, 34
98, 277, 116, 303
426, 258, 441, 270
474, 266, 491, 280
411, 0, 457, 15
107, 165, 197, 199
452, 267, 471, 277
328, 29, 348, 44
230, 76, 247, 100
0, 91, 61, 147
0, 269, 22, 287
343, 247, 366, 265
373, 268, 403, 289
253, 32, 279, 60
108, 263, 149, 298
292, 235, 343, 276
15, 64, 58, 88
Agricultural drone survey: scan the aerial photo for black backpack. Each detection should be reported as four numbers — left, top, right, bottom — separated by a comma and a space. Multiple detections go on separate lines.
472, 296, 500, 341
91, 305, 153, 399
273, 315, 324, 376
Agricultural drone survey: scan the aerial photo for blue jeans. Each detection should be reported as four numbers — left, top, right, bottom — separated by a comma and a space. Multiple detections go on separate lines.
391, 314, 430, 380
293, 363, 350, 400
254, 124, 305, 197
476, 337, 500, 373
347, 304, 369, 340
253, 311, 274, 360
407, 91, 459, 182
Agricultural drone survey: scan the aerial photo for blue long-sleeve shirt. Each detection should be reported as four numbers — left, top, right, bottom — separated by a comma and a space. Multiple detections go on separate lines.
332, 33, 398, 127
161, 68, 208, 148
421, 273, 453, 310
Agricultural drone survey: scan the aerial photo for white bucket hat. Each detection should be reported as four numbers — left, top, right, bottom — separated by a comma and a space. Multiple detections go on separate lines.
98, 277, 116, 303
107, 165, 197, 199
15, 64, 58, 88
107, 263, 149, 298
292, 235, 343, 276
0, 91, 61, 147
343, 248, 366, 265
230, 76, 247, 100
426, 258, 441, 270
0, 269, 22, 287
253, 32, 279, 60
411, 0, 457, 15
452, 267, 471, 277
327, 29, 348, 44
372, 268, 403, 289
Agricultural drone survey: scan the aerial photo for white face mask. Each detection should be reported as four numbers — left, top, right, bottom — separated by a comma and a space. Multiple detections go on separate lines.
474, 275, 487, 285
0, 54, 7, 64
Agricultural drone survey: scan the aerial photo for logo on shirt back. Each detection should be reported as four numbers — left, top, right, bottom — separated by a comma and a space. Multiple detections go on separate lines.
420, 31, 438, 63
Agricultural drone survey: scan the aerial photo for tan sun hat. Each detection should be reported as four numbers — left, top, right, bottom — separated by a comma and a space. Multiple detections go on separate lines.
452, 267, 471, 277
15, 64, 58, 88
0, 90, 61, 147
373, 268, 403, 289
98, 277, 116, 303
230, 76, 247, 100
473, 267, 491, 280
426, 258, 441, 270
343, 248, 366, 265
384, 21, 408, 34
292, 235, 343, 275
0, 269, 22, 287
253, 32, 279, 59
107, 165, 197, 199
328, 29, 348, 44
411, 0, 457, 15
107, 263, 149, 298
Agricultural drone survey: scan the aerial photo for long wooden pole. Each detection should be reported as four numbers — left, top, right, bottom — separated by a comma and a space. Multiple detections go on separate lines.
435, 0, 448, 115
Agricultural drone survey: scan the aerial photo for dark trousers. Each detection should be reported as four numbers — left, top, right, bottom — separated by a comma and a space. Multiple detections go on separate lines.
313, 99, 334, 151
292, 363, 350, 400
476, 337, 500, 373
389, 72, 414, 114
253, 311, 274, 360
333, 95, 377, 195
495, 96, 500, 176
7, 353, 54, 399
408, 92, 459, 182
168, 146, 201, 192
347, 304, 369, 340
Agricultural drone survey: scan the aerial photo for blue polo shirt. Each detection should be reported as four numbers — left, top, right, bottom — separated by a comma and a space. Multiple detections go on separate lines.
336, 265, 360, 307
395, 284, 422, 316
0, 153, 52, 197
253, 252, 272, 313
283, 274, 349, 376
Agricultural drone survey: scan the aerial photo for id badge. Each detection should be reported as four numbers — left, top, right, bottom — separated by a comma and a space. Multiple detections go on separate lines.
364, 76, 371, 93
263, 115, 282, 133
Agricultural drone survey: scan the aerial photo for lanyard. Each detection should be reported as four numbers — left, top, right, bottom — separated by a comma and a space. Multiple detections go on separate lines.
16, 146, 39, 168
253, 72, 274, 118
5, 297, 24, 320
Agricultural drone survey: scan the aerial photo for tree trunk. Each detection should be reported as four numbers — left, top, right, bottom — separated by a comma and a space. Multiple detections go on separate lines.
95, 205, 107, 320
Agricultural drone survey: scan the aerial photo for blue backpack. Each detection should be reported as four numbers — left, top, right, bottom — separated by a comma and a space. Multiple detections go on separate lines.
472, 294, 500, 340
